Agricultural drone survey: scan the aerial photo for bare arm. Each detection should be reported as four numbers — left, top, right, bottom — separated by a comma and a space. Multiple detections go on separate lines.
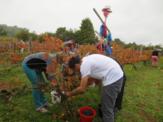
66, 76, 89, 97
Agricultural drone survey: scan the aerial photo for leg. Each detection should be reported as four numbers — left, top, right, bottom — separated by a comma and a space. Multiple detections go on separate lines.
101, 78, 123, 122
22, 63, 47, 109
115, 77, 126, 110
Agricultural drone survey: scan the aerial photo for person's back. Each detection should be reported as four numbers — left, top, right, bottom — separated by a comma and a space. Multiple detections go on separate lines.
67, 54, 125, 122
22, 52, 57, 113
81, 54, 124, 86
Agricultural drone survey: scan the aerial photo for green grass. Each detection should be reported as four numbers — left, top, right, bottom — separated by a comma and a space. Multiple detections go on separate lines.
0, 57, 163, 122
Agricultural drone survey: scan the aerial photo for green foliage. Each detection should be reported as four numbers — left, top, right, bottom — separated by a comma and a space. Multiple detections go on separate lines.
29, 32, 38, 41
15, 29, 30, 41
55, 27, 67, 40
65, 29, 76, 41
55, 27, 75, 41
114, 38, 126, 47
0, 27, 7, 36
113, 38, 163, 50
73, 30, 81, 43
78, 18, 96, 44
0, 24, 39, 42
0, 24, 28, 37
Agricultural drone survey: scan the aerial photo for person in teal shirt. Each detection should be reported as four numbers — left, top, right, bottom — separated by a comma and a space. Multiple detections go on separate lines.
22, 52, 57, 113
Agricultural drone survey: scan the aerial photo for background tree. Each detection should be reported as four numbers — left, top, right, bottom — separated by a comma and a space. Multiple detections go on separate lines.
114, 38, 126, 47
55, 27, 76, 41
15, 29, 30, 41
78, 18, 96, 44
0, 27, 7, 36
55, 27, 67, 41
74, 30, 81, 43
29, 32, 38, 41
64, 29, 76, 41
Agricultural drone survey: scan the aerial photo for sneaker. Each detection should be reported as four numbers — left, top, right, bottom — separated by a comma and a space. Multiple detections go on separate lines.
36, 107, 48, 113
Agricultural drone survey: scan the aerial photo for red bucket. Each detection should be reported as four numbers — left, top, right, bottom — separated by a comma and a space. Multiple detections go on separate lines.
79, 106, 96, 122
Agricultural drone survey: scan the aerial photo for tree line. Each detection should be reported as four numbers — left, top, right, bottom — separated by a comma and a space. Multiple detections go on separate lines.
0, 18, 162, 50
0, 18, 97, 44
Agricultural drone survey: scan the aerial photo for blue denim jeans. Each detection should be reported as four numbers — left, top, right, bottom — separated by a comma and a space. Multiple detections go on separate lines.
22, 63, 47, 109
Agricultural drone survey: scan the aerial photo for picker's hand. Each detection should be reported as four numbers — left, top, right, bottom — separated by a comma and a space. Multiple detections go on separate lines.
65, 91, 72, 97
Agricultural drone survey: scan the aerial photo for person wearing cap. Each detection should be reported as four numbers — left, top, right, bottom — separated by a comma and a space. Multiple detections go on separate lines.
22, 52, 58, 113
63, 40, 77, 54
66, 54, 124, 122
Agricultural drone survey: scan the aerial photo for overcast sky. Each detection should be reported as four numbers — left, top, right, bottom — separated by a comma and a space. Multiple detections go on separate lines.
0, 0, 163, 45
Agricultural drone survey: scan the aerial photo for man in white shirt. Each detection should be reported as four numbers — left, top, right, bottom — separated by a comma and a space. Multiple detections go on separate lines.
66, 54, 124, 122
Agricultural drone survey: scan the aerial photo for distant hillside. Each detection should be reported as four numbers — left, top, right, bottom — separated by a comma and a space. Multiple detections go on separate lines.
0, 24, 28, 37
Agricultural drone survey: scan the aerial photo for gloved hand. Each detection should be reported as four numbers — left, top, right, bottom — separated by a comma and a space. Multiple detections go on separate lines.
50, 90, 68, 104
51, 90, 61, 104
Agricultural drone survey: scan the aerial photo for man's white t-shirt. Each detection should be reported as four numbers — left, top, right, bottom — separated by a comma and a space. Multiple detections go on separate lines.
80, 54, 124, 86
